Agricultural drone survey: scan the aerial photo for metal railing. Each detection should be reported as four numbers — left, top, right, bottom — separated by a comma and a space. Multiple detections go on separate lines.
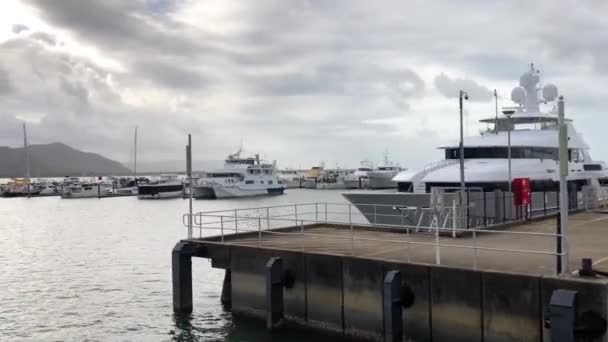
182, 202, 568, 275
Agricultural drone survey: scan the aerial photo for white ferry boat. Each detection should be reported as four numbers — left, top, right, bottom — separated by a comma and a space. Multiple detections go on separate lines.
192, 150, 284, 199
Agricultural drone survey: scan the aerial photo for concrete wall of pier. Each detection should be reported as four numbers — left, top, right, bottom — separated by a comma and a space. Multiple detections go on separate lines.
221, 245, 608, 342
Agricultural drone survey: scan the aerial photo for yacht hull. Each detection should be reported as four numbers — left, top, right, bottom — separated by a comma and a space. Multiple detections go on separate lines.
193, 185, 285, 199
280, 179, 303, 189
367, 174, 397, 189
344, 178, 368, 189
61, 192, 103, 199
315, 182, 347, 190
2, 190, 41, 197
137, 190, 183, 199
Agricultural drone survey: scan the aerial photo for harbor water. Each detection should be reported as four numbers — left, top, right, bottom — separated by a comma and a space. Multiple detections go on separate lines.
0, 189, 356, 342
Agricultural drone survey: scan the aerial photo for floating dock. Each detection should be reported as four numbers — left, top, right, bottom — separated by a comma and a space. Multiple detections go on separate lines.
173, 204, 608, 341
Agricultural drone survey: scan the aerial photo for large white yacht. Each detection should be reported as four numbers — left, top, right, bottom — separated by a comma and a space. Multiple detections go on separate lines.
192, 150, 285, 199
343, 160, 374, 189
345, 65, 608, 206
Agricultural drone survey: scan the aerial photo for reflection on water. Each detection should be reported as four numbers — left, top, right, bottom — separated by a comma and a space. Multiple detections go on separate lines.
0, 189, 358, 341
172, 312, 352, 342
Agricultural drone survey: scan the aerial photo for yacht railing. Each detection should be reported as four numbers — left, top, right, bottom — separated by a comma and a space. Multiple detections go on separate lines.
182, 202, 568, 275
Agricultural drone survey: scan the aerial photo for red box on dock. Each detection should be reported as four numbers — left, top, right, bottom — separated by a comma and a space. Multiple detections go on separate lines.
513, 177, 531, 206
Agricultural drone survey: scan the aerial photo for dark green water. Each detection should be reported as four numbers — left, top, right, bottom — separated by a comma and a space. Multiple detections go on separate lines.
0, 189, 357, 341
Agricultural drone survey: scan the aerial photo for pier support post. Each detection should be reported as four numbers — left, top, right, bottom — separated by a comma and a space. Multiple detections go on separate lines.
172, 242, 193, 314
221, 269, 232, 309
265, 257, 284, 330
383, 270, 403, 342
549, 289, 577, 342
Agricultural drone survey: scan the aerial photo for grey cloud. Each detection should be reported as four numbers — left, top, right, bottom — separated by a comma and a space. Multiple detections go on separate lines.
0, 67, 15, 95
11, 24, 29, 34
8, 0, 608, 167
59, 77, 89, 108
29, 32, 57, 46
132, 59, 207, 89
248, 62, 424, 114
23, 0, 214, 57
0, 34, 204, 162
433, 73, 492, 102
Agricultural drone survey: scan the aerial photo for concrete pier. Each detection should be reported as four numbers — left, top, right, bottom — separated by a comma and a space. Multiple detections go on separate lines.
173, 212, 608, 341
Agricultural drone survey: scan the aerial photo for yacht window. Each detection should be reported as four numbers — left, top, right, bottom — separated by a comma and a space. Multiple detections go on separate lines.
208, 172, 240, 178
568, 149, 585, 162
445, 147, 558, 160
268, 180, 273, 184
584, 164, 603, 171
568, 148, 585, 163
245, 180, 254, 184
260, 181, 264, 184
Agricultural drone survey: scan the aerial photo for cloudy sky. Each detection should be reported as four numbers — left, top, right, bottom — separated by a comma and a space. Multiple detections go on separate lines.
1, 0, 607, 169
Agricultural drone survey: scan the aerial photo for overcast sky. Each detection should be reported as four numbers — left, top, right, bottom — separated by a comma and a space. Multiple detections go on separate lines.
1, 0, 607, 169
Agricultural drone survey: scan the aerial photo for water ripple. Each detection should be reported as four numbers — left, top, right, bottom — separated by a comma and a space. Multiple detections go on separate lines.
0, 192, 352, 341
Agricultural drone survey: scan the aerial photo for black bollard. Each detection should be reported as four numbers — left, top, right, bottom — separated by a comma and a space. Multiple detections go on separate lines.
172, 242, 193, 314
265, 257, 284, 330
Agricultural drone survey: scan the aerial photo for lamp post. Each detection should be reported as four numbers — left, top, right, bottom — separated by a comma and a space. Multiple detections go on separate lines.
557, 96, 568, 274
502, 109, 516, 193
459, 90, 468, 198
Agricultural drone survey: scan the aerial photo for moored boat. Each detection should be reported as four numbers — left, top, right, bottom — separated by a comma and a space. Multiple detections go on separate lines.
193, 149, 284, 199
137, 175, 184, 199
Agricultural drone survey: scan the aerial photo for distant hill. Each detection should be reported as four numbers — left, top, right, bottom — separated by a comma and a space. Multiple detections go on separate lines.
0, 142, 132, 177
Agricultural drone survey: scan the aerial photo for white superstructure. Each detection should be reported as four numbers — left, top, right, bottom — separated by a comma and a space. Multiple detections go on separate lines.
193, 150, 285, 199
344, 160, 374, 189
391, 64, 608, 193
367, 152, 403, 189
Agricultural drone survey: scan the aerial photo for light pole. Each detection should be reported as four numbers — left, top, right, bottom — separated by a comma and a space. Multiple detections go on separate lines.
557, 96, 568, 274
459, 90, 468, 198
502, 109, 515, 193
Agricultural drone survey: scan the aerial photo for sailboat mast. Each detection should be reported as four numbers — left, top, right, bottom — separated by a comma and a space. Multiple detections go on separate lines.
133, 126, 138, 178
23, 123, 30, 179
494, 89, 498, 129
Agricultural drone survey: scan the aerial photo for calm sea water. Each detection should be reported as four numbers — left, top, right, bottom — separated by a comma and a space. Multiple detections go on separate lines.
0, 189, 356, 342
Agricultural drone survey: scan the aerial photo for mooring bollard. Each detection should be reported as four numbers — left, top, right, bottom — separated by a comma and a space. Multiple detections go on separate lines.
172, 242, 193, 314
549, 289, 577, 342
265, 257, 284, 330
383, 270, 402, 342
